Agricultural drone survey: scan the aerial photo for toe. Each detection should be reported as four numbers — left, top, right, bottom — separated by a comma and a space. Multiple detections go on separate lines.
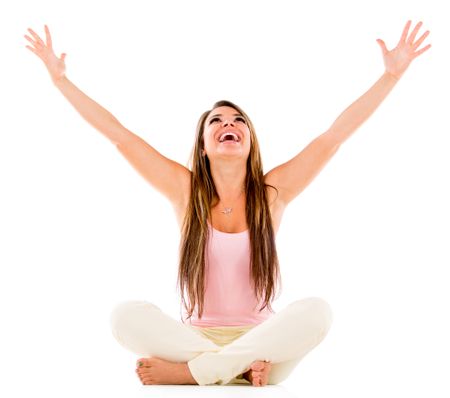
137, 373, 145, 384
251, 361, 265, 371
143, 376, 154, 385
259, 376, 269, 387
137, 357, 154, 367
253, 375, 262, 387
252, 370, 263, 381
137, 367, 151, 379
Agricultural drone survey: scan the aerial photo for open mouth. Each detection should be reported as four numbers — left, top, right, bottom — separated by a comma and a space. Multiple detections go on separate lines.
218, 132, 240, 143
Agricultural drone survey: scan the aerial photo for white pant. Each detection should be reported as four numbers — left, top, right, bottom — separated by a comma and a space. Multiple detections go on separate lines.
110, 297, 332, 385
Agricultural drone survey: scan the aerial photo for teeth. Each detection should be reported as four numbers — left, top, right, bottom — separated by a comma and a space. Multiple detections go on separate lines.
219, 132, 239, 142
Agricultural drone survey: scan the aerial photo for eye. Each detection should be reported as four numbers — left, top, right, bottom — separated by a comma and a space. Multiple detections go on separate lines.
236, 116, 246, 124
209, 117, 220, 124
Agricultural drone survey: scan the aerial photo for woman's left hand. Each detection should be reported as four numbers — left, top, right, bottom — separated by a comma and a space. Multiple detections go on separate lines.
376, 20, 431, 80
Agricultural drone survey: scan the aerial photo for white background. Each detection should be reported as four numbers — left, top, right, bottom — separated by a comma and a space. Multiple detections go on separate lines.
1, 0, 449, 397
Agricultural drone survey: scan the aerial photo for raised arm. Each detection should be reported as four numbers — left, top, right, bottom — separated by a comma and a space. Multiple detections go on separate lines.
265, 20, 431, 206
24, 25, 191, 209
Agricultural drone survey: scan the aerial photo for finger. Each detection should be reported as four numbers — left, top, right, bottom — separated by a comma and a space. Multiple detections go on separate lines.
413, 30, 430, 50
45, 25, 53, 49
407, 21, 423, 45
24, 34, 37, 46
398, 20, 412, 45
27, 28, 45, 46
24, 34, 43, 50
376, 39, 388, 55
413, 43, 431, 59
25, 45, 39, 56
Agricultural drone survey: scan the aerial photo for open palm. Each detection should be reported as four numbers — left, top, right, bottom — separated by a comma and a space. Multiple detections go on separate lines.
377, 20, 431, 79
24, 25, 66, 82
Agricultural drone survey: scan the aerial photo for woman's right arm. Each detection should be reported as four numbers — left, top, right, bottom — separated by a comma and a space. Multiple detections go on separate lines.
24, 25, 191, 209
52, 75, 127, 145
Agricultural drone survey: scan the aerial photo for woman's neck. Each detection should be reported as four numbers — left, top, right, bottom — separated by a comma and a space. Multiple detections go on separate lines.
210, 160, 246, 202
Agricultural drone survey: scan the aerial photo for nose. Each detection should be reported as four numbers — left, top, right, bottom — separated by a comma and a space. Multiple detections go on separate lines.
222, 119, 235, 127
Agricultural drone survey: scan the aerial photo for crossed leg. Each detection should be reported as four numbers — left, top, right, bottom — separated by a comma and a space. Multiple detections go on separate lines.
187, 297, 333, 385
110, 297, 332, 386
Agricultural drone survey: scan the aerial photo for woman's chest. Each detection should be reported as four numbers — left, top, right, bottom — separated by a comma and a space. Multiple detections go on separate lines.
175, 186, 285, 234
209, 187, 285, 234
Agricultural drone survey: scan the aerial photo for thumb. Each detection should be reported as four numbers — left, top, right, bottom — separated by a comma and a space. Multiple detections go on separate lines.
376, 39, 388, 55
60, 53, 66, 61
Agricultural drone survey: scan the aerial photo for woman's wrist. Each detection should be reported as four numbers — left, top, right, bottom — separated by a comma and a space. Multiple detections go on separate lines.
384, 70, 401, 83
52, 74, 67, 87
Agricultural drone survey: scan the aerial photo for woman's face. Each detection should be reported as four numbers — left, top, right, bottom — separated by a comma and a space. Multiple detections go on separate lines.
202, 106, 251, 161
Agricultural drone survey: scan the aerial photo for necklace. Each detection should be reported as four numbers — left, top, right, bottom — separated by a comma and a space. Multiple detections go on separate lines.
221, 207, 233, 215
219, 190, 244, 215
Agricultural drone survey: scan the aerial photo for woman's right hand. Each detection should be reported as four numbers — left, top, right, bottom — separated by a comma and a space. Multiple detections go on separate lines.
24, 25, 66, 83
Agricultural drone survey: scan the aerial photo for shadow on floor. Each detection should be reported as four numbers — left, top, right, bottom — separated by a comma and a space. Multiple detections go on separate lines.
138, 384, 298, 397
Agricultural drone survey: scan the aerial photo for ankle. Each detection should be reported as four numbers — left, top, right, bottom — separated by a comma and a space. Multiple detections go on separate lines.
182, 363, 198, 385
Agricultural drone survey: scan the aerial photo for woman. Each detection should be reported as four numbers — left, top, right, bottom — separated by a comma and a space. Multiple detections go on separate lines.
24, 21, 430, 387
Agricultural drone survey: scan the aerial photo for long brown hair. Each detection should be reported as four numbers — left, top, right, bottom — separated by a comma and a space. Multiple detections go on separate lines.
177, 100, 281, 321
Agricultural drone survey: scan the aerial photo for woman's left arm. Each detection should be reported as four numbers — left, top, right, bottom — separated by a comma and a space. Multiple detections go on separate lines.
324, 20, 431, 147
265, 20, 431, 206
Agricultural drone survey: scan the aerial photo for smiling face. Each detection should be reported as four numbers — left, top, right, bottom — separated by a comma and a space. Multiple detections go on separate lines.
202, 106, 251, 161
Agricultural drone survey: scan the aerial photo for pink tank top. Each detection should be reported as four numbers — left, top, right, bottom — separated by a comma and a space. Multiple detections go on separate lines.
182, 221, 273, 327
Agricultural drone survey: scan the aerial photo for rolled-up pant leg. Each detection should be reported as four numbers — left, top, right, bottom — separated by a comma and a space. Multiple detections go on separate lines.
187, 297, 333, 385
110, 300, 220, 363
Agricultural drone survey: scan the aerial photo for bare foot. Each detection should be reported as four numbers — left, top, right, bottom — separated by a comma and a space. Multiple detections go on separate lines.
136, 357, 198, 385
243, 360, 272, 387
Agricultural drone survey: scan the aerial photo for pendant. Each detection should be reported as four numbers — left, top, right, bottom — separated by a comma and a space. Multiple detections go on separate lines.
221, 207, 233, 215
